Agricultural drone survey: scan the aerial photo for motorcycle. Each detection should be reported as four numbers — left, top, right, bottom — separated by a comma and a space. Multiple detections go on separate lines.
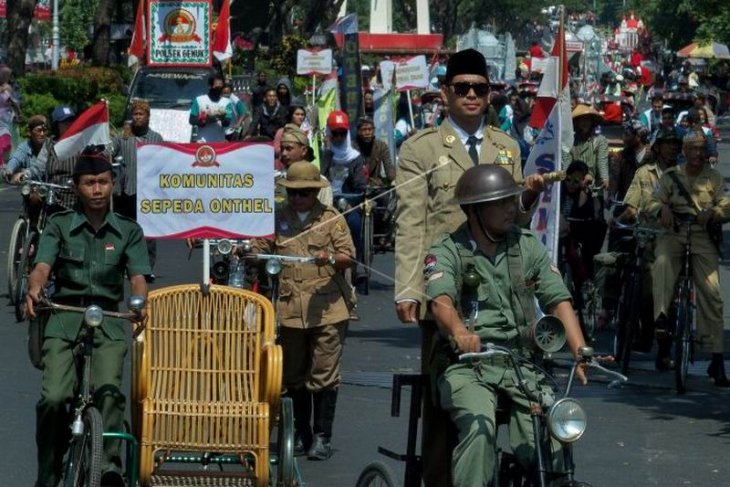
458, 316, 628, 487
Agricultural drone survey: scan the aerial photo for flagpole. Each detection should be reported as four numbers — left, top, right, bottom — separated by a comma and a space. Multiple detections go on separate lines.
551, 5, 566, 264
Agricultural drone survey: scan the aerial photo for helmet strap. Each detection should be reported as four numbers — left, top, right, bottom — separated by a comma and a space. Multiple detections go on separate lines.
471, 205, 505, 244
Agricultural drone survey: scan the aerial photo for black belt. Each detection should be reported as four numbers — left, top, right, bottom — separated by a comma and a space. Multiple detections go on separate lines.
54, 296, 119, 311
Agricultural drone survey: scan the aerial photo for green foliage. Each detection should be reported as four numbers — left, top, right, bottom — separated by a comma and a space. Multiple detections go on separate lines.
17, 67, 126, 128
60, 0, 99, 52
269, 35, 309, 77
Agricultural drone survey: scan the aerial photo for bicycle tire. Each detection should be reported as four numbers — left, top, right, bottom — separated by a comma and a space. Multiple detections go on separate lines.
613, 272, 633, 363
355, 461, 399, 487
580, 283, 598, 344
674, 285, 692, 394
620, 275, 642, 375
362, 211, 373, 295
15, 231, 37, 322
275, 397, 295, 487
67, 407, 103, 487
7, 217, 28, 305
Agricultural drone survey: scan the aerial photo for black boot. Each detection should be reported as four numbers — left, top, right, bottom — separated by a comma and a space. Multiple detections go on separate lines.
707, 354, 730, 387
308, 389, 338, 460
655, 337, 675, 371
290, 389, 312, 456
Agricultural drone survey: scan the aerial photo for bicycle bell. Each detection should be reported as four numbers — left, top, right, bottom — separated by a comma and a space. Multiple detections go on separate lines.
217, 239, 233, 255
336, 197, 349, 213
21, 184, 31, 196
83, 305, 104, 327
528, 315, 566, 353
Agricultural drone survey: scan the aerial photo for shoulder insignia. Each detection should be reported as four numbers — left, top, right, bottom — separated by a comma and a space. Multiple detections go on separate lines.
424, 253, 438, 278
335, 219, 347, 233
404, 127, 438, 145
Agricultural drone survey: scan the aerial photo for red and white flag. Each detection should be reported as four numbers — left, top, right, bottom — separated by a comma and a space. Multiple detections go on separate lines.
54, 101, 110, 162
528, 17, 569, 130
212, 0, 232, 62
128, 0, 146, 67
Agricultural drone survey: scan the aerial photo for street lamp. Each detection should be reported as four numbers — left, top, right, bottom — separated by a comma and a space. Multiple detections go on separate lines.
51, 0, 59, 70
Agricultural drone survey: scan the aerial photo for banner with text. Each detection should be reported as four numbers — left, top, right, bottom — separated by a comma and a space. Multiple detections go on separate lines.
147, 0, 212, 67
137, 142, 275, 239
395, 55, 429, 92
297, 49, 333, 75
373, 88, 396, 167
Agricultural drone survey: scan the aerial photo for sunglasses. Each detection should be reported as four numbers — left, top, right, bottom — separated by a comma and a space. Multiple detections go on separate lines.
450, 82, 490, 97
287, 189, 317, 197
331, 130, 348, 137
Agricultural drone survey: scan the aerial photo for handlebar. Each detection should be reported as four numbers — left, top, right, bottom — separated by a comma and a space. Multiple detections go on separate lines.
36, 299, 139, 320
242, 253, 318, 264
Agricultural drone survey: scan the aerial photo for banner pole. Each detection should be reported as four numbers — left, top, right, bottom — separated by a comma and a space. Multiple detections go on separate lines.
407, 89, 415, 129
312, 74, 317, 108
203, 239, 210, 287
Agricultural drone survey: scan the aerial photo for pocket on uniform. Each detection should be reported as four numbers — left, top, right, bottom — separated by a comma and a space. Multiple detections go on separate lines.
56, 246, 86, 281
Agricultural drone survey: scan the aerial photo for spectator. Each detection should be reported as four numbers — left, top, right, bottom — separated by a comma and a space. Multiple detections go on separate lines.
250, 71, 269, 108
276, 77, 293, 109
245, 87, 287, 140
222, 83, 249, 140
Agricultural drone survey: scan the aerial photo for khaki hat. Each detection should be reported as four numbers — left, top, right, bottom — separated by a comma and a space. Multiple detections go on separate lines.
280, 124, 309, 146
277, 161, 328, 189
572, 104, 603, 125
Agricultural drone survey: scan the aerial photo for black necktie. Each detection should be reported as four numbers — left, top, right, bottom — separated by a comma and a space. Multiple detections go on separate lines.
467, 135, 480, 165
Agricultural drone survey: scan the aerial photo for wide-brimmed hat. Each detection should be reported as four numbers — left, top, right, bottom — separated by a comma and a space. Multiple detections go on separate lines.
277, 161, 328, 189
572, 104, 603, 124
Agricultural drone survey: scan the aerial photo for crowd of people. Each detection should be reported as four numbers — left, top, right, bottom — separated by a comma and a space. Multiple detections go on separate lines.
2, 31, 730, 486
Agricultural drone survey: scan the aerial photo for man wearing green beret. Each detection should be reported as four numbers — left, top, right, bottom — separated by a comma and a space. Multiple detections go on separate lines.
26, 149, 151, 487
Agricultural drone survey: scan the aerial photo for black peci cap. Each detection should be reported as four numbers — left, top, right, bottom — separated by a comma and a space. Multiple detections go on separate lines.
445, 48, 489, 84
73, 146, 112, 179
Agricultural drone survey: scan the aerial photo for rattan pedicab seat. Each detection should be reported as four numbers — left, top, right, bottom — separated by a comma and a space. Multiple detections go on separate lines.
132, 284, 282, 487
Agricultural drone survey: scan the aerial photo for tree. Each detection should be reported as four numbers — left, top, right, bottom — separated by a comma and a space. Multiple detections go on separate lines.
5, 0, 38, 76
91, 0, 115, 66
61, 0, 97, 54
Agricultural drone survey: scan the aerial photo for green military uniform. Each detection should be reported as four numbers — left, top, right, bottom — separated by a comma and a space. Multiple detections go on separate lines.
647, 165, 730, 353
34, 208, 151, 487
563, 135, 610, 186
426, 224, 572, 487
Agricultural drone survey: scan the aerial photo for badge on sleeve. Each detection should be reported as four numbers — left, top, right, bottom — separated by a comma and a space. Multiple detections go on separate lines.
104, 243, 115, 252
424, 254, 438, 278
336, 220, 347, 233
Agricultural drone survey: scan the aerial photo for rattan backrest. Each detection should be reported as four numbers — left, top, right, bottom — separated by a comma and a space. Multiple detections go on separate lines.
145, 284, 276, 404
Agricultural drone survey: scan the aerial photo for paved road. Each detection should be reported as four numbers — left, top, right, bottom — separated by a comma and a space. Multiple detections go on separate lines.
2, 137, 730, 487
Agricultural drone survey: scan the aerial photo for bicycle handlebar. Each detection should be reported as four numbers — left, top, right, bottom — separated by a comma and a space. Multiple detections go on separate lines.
242, 253, 318, 264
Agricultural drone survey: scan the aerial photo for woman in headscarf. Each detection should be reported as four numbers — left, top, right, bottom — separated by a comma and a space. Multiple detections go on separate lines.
276, 77, 293, 109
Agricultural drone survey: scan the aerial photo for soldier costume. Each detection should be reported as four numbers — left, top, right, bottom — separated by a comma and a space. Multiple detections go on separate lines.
252, 161, 355, 459
394, 48, 528, 486
426, 165, 585, 486
647, 131, 730, 385
563, 105, 609, 187
28, 153, 151, 487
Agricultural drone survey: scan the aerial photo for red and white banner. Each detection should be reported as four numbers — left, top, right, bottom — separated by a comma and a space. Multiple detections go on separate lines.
395, 55, 429, 91
529, 17, 569, 130
128, 0, 147, 66
136, 142, 275, 239
54, 102, 110, 162
212, 0, 232, 61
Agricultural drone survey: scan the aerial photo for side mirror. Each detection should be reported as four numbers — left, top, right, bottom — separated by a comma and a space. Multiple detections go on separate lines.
529, 315, 566, 353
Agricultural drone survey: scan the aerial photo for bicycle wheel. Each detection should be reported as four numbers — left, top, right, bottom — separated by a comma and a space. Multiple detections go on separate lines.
361, 210, 373, 296
674, 283, 692, 394
275, 397, 295, 487
67, 407, 103, 487
579, 282, 598, 344
6, 217, 28, 305
355, 461, 399, 487
613, 275, 632, 363
620, 276, 642, 375
15, 231, 38, 322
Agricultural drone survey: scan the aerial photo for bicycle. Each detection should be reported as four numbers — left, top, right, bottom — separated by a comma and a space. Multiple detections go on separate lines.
11, 180, 72, 321
611, 221, 662, 375
36, 294, 145, 487
672, 218, 696, 394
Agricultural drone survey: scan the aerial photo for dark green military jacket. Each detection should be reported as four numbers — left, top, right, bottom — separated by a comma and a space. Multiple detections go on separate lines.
425, 224, 571, 343
34, 208, 151, 341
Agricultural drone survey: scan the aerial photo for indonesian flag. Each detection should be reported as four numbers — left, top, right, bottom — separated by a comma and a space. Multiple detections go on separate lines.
128, 0, 146, 67
212, 0, 232, 61
528, 18, 569, 130
54, 102, 110, 162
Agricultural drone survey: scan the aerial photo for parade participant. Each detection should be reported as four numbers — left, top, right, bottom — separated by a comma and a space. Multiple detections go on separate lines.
222, 83, 249, 139
273, 101, 310, 164
610, 119, 650, 204
363, 90, 375, 118
320, 111, 368, 287
112, 100, 163, 280
276, 124, 332, 208
250, 161, 354, 460
25, 148, 150, 487
29, 105, 80, 212
189, 74, 234, 142
427, 164, 587, 487
614, 127, 682, 367
353, 116, 394, 186
648, 131, 730, 385
3, 115, 47, 183
394, 48, 545, 487
245, 87, 287, 141
639, 93, 664, 133
563, 105, 609, 189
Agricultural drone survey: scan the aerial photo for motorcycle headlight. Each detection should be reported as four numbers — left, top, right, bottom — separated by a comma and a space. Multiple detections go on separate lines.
217, 239, 233, 255
265, 259, 282, 276
21, 184, 31, 196
83, 305, 104, 328
547, 398, 587, 443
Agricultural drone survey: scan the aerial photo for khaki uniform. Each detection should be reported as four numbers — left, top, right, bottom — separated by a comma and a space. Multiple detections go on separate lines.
624, 162, 663, 217
647, 165, 730, 352
252, 202, 354, 390
33, 209, 151, 487
563, 135, 610, 186
394, 119, 523, 486
426, 225, 572, 487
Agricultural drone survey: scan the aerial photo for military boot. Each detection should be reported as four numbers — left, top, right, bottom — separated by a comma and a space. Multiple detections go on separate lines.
290, 389, 312, 456
707, 354, 730, 387
308, 389, 338, 460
